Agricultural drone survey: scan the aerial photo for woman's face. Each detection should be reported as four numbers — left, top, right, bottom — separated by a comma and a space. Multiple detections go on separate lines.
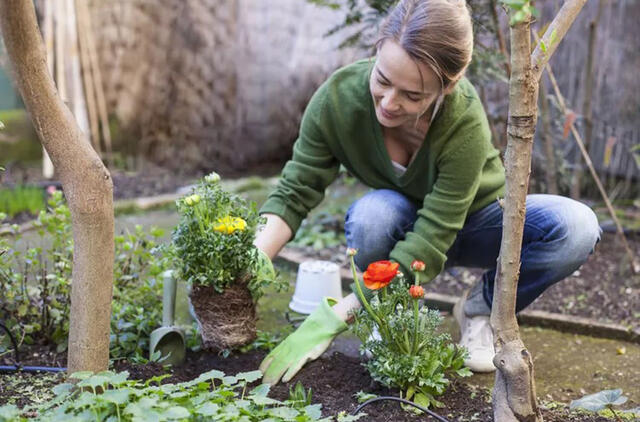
370, 40, 441, 129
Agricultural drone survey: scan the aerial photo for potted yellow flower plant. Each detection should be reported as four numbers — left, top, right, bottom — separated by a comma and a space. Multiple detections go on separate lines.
172, 172, 276, 351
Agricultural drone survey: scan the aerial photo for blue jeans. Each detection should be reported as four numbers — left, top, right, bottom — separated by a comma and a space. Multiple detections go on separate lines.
344, 189, 601, 314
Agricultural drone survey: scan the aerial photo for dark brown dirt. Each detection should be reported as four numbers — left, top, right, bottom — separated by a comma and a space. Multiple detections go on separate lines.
109, 349, 611, 422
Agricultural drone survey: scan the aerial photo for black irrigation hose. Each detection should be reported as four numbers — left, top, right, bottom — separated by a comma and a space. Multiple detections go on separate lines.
0, 321, 67, 373
353, 396, 450, 422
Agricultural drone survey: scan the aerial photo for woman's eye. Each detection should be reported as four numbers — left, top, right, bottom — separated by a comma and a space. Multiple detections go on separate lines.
377, 78, 389, 86
406, 94, 421, 102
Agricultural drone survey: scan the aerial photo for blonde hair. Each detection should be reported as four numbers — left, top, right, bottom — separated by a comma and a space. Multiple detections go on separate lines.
376, 0, 473, 91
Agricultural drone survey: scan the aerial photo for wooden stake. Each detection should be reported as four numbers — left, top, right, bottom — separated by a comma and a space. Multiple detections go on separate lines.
539, 77, 558, 195
76, 0, 100, 154
78, 0, 113, 167
42, 0, 55, 179
64, 0, 90, 139
544, 62, 640, 274
54, 0, 67, 102
571, 0, 604, 199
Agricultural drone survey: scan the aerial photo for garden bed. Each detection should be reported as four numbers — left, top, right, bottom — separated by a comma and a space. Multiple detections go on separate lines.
111, 350, 610, 422
2, 350, 610, 421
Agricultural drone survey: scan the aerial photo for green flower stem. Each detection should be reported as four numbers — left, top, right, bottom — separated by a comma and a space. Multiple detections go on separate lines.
193, 204, 206, 235
349, 256, 387, 336
411, 272, 420, 355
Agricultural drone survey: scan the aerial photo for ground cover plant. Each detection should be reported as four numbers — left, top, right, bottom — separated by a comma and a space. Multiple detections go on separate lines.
570, 389, 640, 421
348, 251, 471, 409
0, 369, 365, 422
0, 191, 171, 361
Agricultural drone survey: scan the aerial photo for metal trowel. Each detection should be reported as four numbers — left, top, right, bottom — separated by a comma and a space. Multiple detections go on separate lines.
149, 270, 186, 365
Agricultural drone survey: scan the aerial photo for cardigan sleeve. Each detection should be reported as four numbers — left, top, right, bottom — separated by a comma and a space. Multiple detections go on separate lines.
259, 84, 340, 236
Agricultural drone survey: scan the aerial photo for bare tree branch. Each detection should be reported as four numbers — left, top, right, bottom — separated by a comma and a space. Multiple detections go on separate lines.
532, 0, 587, 81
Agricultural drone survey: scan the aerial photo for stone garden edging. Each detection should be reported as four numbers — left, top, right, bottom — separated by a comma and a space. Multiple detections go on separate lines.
277, 247, 640, 345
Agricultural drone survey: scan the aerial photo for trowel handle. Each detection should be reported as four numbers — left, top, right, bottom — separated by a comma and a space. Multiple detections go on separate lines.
162, 271, 177, 326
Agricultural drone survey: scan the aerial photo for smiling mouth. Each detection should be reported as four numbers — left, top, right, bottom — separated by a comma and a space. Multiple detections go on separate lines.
379, 107, 398, 119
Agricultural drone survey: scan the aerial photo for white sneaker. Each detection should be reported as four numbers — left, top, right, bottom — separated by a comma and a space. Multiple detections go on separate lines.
453, 292, 496, 373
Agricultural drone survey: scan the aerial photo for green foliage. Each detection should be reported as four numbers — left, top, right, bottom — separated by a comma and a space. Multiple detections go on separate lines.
289, 381, 314, 408
500, 0, 539, 25
0, 369, 359, 421
570, 389, 640, 421
0, 185, 46, 218
0, 192, 171, 359
292, 200, 348, 250
110, 225, 171, 360
351, 273, 470, 408
239, 328, 292, 353
171, 173, 277, 300
0, 192, 73, 352
292, 222, 346, 250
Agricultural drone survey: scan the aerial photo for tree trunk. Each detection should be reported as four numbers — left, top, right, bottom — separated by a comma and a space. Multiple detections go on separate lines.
491, 11, 542, 421
0, 0, 115, 374
492, 2, 586, 420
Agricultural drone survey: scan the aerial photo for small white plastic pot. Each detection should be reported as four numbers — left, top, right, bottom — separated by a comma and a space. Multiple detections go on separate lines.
289, 260, 343, 314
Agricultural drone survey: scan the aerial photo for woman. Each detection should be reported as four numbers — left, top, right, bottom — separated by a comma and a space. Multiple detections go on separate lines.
254, 0, 600, 383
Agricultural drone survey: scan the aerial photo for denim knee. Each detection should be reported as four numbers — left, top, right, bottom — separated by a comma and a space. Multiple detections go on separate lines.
525, 195, 601, 279
556, 199, 601, 268
345, 189, 417, 270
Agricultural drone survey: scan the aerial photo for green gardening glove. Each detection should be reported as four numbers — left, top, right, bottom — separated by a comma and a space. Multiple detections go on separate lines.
259, 297, 348, 384
255, 248, 276, 283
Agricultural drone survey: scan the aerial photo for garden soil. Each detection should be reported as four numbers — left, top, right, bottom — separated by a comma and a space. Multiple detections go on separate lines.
112, 349, 611, 422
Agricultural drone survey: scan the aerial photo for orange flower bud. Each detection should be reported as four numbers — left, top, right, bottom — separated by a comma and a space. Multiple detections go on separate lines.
409, 285, 424, 299
411, 260, 426, 272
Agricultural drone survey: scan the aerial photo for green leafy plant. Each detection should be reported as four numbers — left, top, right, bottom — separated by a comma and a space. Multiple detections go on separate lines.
239, 328, 292, 353
0, 191, 73, 352
500, 0, 539, 26
0, 369, 364, 421
171, 172, 279, 300
289, 381, 314, 408
570, 389, 640, 422
348, 250, 471, 409
109, 225, 171, 359
0, 185, 45, 218
0, 192, 171, 358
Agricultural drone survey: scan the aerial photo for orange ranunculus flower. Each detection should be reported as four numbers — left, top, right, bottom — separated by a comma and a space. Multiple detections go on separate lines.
409, 285, 425, 299
363, 260, 399, 290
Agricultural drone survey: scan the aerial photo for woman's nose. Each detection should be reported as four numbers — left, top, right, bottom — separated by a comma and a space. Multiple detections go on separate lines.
381, 91, 401, 111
